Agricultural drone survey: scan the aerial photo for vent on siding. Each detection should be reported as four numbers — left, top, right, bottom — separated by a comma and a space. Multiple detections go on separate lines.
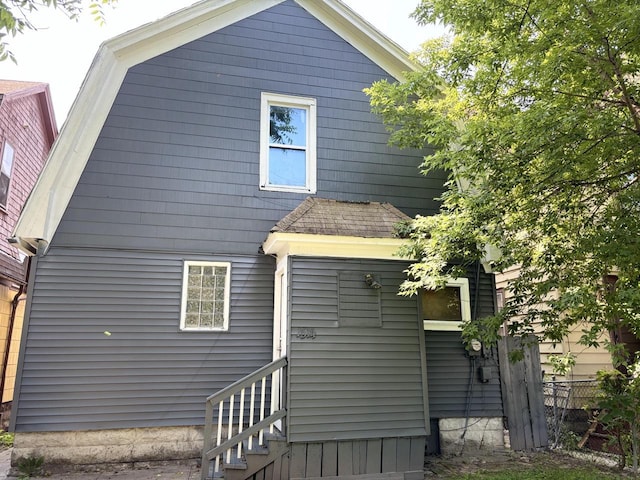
338, 271, 381, 327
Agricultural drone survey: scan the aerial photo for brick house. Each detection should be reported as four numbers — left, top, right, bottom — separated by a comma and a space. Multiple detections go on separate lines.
0, 80, 57, 415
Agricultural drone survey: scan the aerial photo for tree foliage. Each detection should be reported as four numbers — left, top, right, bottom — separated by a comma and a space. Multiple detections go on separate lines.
269, 106, 297, 145
0, 0, 117, 62
366, 0, 640, 358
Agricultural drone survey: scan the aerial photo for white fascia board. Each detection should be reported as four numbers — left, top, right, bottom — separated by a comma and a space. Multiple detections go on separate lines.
262, 232, 413, 261
298, 0, 418, 81
12, 46, 126, 255
107, 0, 282, 65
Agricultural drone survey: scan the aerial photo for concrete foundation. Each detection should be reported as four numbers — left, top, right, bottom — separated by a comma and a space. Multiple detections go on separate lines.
438, 417, 504, 455
14, 419, 506, 467
12, 426, 204, 465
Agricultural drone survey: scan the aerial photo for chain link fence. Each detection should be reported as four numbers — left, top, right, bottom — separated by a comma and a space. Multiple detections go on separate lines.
543, 379, 625, 462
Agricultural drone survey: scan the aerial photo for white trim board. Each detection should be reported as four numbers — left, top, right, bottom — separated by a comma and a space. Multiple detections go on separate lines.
262, 232, 412, 261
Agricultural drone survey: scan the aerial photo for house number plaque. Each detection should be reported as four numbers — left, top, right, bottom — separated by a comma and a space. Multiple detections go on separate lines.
295, 328, 316, 339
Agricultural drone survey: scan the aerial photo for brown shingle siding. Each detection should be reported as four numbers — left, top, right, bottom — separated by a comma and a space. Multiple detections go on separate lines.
0, 81, 56, 274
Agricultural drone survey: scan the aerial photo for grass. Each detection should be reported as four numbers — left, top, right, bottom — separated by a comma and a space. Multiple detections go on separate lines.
16, 455, 44, 479
450, 466, 627, 479
427, 451, 633, 479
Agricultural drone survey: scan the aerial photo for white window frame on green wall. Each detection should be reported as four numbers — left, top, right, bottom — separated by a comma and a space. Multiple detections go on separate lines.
421, 277, 471, 331
180, 261, 231, 331
259, 92, 317, 193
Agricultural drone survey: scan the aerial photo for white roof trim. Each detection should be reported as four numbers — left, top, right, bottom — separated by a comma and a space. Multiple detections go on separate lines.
298, 0, 416, 78
262, 232, 413, 261
12, 0, 417, 255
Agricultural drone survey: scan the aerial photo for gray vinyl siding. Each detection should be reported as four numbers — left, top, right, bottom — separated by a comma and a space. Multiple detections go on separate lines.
426, 268, 503, 418
287, 257, 426, 443
52, 0, 445, 254
13, 248, 274, 432
425, 331, 503, 418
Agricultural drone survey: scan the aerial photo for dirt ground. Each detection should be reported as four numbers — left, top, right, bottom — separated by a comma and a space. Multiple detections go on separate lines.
424, 449, 632, 478
1, 447, 635, 479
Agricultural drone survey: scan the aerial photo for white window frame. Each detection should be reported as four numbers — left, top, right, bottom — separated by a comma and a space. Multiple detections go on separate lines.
259, 92, 317, 193
0, 141, 15, 210
422, 277, 471, 331
180, 261, 231, 332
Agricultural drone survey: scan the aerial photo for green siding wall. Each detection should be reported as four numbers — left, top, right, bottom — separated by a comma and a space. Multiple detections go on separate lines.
288, 257, 426, 442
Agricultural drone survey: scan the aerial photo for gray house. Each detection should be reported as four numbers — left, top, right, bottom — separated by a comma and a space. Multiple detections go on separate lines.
9, 0, 504, 478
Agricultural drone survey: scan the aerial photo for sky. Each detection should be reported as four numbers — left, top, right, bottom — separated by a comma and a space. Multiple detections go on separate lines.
0, 0, 442, 126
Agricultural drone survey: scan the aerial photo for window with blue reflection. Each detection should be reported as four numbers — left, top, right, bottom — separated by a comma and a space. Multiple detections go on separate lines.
268, 106, 307, 187
260, 93, 317, 193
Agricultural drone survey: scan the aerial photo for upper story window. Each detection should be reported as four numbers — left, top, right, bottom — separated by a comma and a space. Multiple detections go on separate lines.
421, 278, 471, 331
0, 142, 15, 210
496, 288, 505, 311
260, 93, 316, 193
180, 261, 231, 331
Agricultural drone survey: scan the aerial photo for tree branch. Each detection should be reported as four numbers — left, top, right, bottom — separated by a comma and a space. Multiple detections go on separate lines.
604, 35, 640, 134
551, 89, 632, 108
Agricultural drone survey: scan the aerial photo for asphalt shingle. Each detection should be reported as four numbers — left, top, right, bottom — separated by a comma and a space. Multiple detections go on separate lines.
271, 197, 410, 238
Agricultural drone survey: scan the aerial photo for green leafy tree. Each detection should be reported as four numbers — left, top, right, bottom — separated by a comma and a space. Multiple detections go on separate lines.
0, 0, 117, 62
366, 0, 640, 358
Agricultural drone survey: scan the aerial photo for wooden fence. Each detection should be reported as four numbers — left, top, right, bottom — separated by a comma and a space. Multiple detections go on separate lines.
498, 336, 548, 451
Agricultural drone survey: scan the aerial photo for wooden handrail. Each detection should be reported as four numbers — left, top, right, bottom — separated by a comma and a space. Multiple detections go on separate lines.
206, 356, 287, 405
201, 356, 288, 480
203, 409, 286, 461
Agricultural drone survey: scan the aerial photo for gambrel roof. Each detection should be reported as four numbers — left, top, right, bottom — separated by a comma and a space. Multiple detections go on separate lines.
11, 0, 417, 255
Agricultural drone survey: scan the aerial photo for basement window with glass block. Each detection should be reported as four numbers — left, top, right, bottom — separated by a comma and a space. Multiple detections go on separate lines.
180, 261, 231, 331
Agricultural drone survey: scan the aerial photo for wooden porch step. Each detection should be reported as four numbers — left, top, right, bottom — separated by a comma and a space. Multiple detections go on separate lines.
222, 434, 289, 480
242, 438, 270, 456
223, 456, 248, 470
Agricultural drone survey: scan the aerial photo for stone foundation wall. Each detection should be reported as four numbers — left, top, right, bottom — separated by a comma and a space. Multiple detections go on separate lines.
12, 426, 204, 465
13, 419, 507, 467
438, 417, 505, 455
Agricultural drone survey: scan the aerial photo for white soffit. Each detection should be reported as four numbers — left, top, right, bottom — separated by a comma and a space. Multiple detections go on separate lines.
262, 232, 412, 261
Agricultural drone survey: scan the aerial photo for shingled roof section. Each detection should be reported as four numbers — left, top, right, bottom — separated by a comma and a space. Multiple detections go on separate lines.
0, 80, 44, 95
272, 197, 411, 238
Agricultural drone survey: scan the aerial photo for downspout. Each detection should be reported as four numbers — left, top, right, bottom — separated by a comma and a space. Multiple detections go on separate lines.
461, 261, 483, 443
472, 260, 481, 322
0, 257, 30, 404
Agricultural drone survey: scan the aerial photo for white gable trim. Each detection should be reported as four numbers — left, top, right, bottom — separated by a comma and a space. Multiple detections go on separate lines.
12, 0, 417, 255
298, 0, 416, 78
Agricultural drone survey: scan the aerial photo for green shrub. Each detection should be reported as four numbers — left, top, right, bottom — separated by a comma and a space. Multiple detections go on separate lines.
0, 431, 13, 447
597, 363, 640, 473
